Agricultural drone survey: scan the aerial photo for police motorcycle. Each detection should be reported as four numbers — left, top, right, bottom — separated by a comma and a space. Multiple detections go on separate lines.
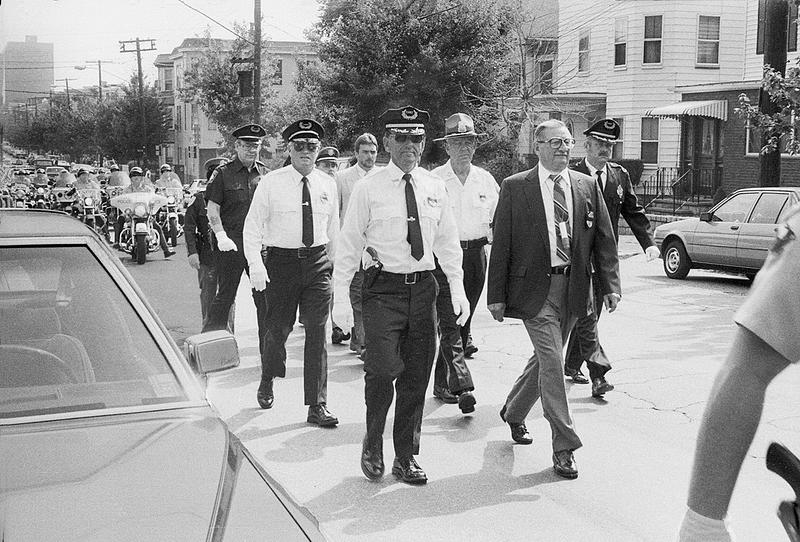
9, 182, 31, 208
51, 171, 78, 212
767, 442, 800, 541
76, 187, 108, 240
154, 168, 184, 247
31, 170, 53, 209
110, 191, 168, 265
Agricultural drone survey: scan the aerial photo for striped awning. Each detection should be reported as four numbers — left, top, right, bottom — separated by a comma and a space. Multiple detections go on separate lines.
643, 100, 728, 121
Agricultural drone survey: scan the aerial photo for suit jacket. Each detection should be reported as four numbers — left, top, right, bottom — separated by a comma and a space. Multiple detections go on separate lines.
487, 167, 620, 321
572, 158, 654, 250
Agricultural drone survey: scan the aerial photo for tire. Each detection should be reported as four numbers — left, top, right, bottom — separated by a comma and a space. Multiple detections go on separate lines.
663, 239, 691, 279
169, 217, 178, 247
135, 235, 147, 265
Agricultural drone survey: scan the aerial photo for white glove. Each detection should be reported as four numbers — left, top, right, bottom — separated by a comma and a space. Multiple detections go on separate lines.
677, 508, 735, 542
645, 245, 660, 262
215, 230, 238, 252
249, 260, 269, 291
332, 296, 354, 331
452, 295, 470, 327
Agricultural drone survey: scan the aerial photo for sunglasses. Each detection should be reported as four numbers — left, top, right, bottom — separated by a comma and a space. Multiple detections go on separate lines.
238, 141, 262, 149
292, 141, 321, 152
537, 137, 576, 149
394, 134, 424, 144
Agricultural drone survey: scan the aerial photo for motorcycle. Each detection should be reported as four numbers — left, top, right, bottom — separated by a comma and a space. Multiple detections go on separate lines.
768, 442, 800, 541
76, 187, 108, 240
31, 184, 52, 209
10, 183, 30, 208
110, 191, 168, 264
155, 186, 184, 247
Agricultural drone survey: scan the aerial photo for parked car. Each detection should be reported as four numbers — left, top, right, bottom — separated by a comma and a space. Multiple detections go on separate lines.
653, 187, 800, 280
0, 209, 326, 541
45, 165, 67, 182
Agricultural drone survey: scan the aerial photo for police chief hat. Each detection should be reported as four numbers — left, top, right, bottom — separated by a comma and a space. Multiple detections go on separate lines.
379, 105, 429, 135
584, 118, 621, 143
434, 112, 486, 141
281, 119, 324, 142
232, 123, 267, 141
315, 146, 339, 163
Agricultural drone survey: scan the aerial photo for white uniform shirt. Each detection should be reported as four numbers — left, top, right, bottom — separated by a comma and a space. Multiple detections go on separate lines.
431, 160, 499, 242
337, 164, 370, 225
243, 165, 339, 268
537, 162, 574, 267
334, 160, 465, 299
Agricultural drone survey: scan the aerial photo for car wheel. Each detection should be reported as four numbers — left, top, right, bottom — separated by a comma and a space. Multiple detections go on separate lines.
663, 239, 691, 279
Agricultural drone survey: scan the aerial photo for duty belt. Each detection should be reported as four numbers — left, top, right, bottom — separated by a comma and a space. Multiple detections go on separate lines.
460, 237, 488, 250
266, 245, 325, 259
380, 270, 432, 285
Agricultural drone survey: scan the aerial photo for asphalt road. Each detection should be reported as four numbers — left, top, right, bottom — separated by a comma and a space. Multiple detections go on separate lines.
125, 236, 800, 542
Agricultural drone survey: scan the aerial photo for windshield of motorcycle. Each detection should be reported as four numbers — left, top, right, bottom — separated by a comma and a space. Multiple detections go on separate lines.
0, 246, 188, 419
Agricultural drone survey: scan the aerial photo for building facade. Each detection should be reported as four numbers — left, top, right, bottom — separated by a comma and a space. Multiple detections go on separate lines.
1, 36, 54, 107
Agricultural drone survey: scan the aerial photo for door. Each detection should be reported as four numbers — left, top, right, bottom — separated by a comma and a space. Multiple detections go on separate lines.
736, 192, 795, 268
691, 191, 759, 265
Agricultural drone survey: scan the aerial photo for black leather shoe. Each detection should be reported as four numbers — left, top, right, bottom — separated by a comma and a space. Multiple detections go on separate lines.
565, 367, 590, 384
553, 450, 578, 479
457, 391, 476, 414
331, 326, 350, 344
361, 436, 384, 481
256, 378, 274, 409
591, 376, 615, 397
464, 336, 478, 358
163, 249, 176, 258
500, 405, 532, 445
392, 456, 427, 485
307, 404, 338, 427
433, 385, 458, 404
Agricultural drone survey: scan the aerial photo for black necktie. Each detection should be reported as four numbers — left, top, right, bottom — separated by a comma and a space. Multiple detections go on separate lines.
551, 174, 571, 264
301, 176, 313, 247
596, 170, 604, 192
403, 173, 424, 260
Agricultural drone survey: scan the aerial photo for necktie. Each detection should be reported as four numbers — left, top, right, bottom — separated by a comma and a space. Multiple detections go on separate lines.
551, 174, 571, 264
596, 170, 604, 192
403, 173, 424, 260
301, 176, 314, 247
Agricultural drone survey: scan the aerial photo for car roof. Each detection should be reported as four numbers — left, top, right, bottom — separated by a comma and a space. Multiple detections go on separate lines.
0, 209, 92, 238
734, 187, 800, 195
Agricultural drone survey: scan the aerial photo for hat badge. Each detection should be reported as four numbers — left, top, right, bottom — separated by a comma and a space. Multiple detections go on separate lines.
401, 108, 418, 120
603, 120, 616, 130
250, 125, 259, 133
457, 118, 469, 133
299, 121, 312, 130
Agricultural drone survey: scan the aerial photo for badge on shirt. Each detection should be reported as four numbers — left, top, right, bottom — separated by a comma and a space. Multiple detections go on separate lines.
426, 196, 441, 208
585, 210, 594, 229
320, 191, 329, 204
478, 192, 487, 202
617, 184, 624, 200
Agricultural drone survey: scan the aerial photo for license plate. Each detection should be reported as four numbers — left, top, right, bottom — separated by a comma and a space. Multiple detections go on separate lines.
134, 223, 149, 234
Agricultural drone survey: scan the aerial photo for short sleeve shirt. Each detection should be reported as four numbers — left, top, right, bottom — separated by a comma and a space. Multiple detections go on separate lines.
205, 157, 268, 236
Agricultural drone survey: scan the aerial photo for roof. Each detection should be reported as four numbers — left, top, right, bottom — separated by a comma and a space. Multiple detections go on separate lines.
0, 209, 94, 238
644, 100, 728, 121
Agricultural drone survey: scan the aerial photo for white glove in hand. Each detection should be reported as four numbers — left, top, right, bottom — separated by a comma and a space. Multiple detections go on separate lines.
677, 508, 735, 542
452, 296, 470, 327
645, 245, 660, 262
332, 296, 353, 331
249, 261, 269, 291
215, 230, 238, 252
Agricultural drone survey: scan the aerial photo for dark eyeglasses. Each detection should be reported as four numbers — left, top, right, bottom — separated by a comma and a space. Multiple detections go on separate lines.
394, 134, 424, 144
537, 137, 576, 149
292, 141, 320, 152
238, 141, 262, 149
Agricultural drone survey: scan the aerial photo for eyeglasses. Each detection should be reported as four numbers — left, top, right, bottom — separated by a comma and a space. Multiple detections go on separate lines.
537, 137, 576, 149
447, 137, 477, 148
394, 134, 424, 144
292, 141, 320, 152
238, 141, 262, 149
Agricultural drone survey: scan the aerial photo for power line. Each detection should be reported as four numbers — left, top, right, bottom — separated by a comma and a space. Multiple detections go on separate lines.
173, 0, 252, 44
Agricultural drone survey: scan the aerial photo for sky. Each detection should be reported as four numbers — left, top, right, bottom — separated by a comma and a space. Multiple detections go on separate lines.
0, 0, 322, 91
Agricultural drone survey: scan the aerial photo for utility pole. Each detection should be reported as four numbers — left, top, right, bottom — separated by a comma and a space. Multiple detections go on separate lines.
55, 78, 75, 109
760, 0, 789, 187
120, 38, 157, 164
94, 60, 103, 101
253, 0, 262, 123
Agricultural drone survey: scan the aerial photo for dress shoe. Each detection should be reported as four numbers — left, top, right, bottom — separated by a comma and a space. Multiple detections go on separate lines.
163, 249, 176, 258
464, 335, 478, 358
433, 385, 458, 404
392, 456, 427, 485
500, 405, 532, 445
331, 326, 350, 344
256, 378, 274, 409
457, 390, 476, 414
307, 403, 339, 427
552, 450, 578, 479
564, 367, 590, 384
360, 436, 384, 481
591, 376, 615, 397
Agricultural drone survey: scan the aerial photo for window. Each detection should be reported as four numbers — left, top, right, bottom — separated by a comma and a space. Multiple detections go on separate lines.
175, 106, 182, 132
711, 192, 759, 223
612, 118, 624, 160
697, 16, 720, 65
614, 18, 627, 66
749, 193, 789, 224
163, 67, 173, 92
208, 117, 217, 131
641, 117, 659, 163
757, 0, 798, 54
272, 59, 283, 86
535, 59, 553, 94
578, 30, 590, 73
644, 15, 663, 64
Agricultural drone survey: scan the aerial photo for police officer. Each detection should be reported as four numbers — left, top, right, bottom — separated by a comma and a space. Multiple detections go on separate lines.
333, 105, 469, 485
430, 113, 499, 414
243, 119, 340, 426
114, 167, 175, 258
202, 124, 269, 371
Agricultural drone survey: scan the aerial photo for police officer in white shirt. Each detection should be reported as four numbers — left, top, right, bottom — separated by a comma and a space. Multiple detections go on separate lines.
243, 119, 340, 428
430, 113, 499, 413
333, 105, 469, 485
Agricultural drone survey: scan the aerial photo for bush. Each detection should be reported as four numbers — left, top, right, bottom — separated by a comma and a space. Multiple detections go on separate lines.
474, 136, 528, 185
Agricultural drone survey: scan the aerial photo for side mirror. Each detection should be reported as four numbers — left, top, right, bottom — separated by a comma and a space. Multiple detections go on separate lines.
184, 330, 240, 374
699, 211, 713, 222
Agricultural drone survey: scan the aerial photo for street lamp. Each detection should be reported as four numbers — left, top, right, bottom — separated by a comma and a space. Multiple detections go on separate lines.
74, 60, 108, 102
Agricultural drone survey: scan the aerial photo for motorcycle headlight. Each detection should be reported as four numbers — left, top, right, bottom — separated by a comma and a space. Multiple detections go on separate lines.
84, 197, 94, 206
134, 204, 147, 217
124, 208, 132, 216
167, 195, 175, 204
37, 187, 45, 194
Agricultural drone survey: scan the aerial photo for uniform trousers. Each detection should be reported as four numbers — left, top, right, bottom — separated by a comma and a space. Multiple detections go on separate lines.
262, 245, 332, 406
349, 269, 365, 351
503, 274, 583, 453
202, 235, 268, 367
460, 242, 488, 346
564, 273, 611, 379
432, 264, 473, 393
198, 263, 234, 332
363, 270, 438, 459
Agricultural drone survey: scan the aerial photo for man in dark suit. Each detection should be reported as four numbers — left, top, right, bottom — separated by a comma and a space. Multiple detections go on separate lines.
564, 119, 660, 398
487, 119, 621, 479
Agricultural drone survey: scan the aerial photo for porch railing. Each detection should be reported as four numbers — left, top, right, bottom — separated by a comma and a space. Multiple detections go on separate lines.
639, 166, 721, 215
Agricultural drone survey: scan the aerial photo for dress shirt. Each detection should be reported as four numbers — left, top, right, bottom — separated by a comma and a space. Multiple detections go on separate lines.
584, 159, 606, 191
337, 164, 381, 226
431, 160, 499, 241
334, 161, 465, 299
537, 162, 574, 267
243, 165, 339, 268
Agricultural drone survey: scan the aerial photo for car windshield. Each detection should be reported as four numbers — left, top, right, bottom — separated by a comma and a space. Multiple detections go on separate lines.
0, 245, 188, 419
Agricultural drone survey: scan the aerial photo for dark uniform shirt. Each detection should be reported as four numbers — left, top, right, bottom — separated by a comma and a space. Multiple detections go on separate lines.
184, 193, 214, 265
204, 156, 268, 237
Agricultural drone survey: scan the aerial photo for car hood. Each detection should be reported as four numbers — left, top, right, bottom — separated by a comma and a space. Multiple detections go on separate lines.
0, 409, 229, 541
655, 217, 700, 235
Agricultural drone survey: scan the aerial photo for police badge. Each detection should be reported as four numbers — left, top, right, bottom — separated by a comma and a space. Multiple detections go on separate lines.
617, 184, 624, 200
586, 210, 594, 229
320, 191, 329, 204
426, 196, 440, 207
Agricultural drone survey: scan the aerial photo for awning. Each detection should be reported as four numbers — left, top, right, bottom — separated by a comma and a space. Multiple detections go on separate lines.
643, 100, 728, 121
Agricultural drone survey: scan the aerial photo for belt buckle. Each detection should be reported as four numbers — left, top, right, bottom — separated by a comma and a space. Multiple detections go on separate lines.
297, 247, 309, 259
404, 272, 418, 285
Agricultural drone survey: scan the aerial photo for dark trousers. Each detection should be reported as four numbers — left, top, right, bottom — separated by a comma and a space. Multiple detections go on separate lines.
363, 271, 438, 458
202, 236, 268, 368
262, 246, 332, 406
115, 215, 170, 253
564, 273, 611, 379
432, 264, 474, 393
198, 263, 234, 332
349, 269, 365, 350
460, 245, 487, 345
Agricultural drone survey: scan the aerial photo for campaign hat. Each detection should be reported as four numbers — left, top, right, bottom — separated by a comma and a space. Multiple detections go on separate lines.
379, 105, 429, 135
584, 118, 621, 142
281, 119, 324, 142
232, 123, 267, 141
315, 147, 339, 163
434, 113, 485, 141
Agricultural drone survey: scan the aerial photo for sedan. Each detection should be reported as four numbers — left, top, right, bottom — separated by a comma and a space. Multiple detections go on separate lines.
653, 187, 800, 280
0, 209, 326, 541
